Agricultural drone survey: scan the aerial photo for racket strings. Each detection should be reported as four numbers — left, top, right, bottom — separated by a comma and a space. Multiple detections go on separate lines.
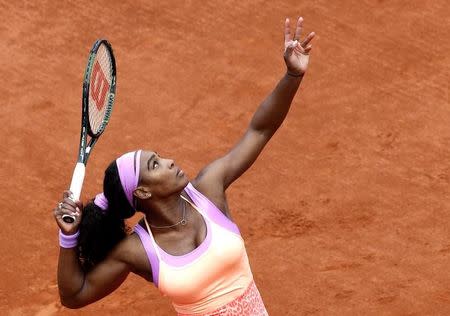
88, 43, 113, 135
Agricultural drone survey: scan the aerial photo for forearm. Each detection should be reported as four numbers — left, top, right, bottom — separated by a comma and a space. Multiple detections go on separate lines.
250, 72, 304, 135
57, 247, 85, 302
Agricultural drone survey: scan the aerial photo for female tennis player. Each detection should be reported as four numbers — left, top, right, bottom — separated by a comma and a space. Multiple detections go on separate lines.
54, 17, 315, 315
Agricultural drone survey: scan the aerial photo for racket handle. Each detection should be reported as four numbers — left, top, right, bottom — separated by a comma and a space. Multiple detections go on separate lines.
63, 163, 86, 223
69, 162, 86, 200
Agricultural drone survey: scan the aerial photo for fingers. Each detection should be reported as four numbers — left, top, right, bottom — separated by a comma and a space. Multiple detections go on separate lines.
54, 201, 82, 231
54, 191, 83, 234
55, 200, 79, 217
284, 18, 292, 43
304, 44, 312, 54
293, 17, 303, 41
63, 196, 77, 208
63, 190, 72, 199
75, 200, 83, 211
285, 37, 310, 58
54, 206, 77, 224
63, 190, 83, 211
285, 17, 304, 43
285, 17, 316, 49
301, 32, 315, 47
284, 40, 297, 56
54, 192, 82, 220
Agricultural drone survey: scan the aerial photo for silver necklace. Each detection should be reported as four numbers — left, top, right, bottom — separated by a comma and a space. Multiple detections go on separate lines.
147, 196, 187, 229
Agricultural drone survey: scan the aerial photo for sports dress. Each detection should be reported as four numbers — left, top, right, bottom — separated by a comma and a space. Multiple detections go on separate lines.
134, 183, 268, 315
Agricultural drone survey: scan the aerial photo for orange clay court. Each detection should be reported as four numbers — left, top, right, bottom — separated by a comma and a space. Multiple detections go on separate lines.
1, 1, 450, 315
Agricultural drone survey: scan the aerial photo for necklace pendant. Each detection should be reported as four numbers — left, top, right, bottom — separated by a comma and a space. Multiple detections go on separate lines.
181, 219, 187, 225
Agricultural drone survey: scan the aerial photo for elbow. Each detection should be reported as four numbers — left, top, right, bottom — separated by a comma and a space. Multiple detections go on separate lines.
60, 299, 79, 309
59, 296, 85, 309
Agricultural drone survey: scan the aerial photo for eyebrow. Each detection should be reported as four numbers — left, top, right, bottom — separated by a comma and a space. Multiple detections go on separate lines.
147, 153, 156, 170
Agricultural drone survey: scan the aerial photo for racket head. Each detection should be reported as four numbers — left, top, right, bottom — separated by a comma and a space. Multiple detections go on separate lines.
82, 39, 116, 138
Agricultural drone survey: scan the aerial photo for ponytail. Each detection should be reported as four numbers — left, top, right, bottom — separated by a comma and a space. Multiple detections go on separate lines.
77, 161, 136, 272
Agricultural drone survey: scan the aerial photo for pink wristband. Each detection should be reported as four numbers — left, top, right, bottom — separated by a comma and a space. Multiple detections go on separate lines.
59, 229, 80, 248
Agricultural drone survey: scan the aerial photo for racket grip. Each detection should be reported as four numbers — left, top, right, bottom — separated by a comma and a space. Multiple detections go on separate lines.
63, 163, 86, 224
69, 162, 86, 201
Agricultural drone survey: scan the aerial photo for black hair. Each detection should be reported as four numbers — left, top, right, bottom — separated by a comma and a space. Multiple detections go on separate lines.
77, 160, 136, 272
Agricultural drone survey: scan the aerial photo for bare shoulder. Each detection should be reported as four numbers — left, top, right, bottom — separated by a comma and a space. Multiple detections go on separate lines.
113, 231, 153, 282
191, 175, 231, 218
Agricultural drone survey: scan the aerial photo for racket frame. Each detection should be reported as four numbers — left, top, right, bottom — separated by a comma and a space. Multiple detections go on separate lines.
63, 39, 116, 223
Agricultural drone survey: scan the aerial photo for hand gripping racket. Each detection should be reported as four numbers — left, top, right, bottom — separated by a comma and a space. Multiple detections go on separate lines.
62, 40, 117, 223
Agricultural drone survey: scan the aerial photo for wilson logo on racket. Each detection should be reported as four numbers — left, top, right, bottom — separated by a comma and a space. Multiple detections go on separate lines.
90, 61, 110, 110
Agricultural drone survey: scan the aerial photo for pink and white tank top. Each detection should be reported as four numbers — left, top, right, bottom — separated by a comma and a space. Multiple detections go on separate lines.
134, 183, 266, 314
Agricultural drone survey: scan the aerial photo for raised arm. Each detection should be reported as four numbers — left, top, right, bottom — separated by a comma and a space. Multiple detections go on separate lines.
195, 17, 315, 194
54, 192, 131, 308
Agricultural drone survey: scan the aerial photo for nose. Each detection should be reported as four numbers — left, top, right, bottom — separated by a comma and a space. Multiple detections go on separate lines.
167, 159, 175, 169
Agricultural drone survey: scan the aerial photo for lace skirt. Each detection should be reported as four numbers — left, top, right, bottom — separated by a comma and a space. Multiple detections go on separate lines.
177, 280, 268, 316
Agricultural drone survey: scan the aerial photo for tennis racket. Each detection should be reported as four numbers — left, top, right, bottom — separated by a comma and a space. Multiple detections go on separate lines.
62, 39, 117, 223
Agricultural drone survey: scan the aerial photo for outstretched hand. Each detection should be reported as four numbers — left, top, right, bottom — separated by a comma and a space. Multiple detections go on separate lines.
284, 17, 315, 76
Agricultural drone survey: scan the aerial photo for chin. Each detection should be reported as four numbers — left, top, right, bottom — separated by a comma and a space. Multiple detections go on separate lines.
180, 176, 190, 187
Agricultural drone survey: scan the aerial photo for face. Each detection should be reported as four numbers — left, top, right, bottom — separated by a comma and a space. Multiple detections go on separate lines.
136, 150, 188, 199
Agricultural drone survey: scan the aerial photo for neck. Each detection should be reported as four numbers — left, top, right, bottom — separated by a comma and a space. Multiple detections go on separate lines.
141, 193, 187, 231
